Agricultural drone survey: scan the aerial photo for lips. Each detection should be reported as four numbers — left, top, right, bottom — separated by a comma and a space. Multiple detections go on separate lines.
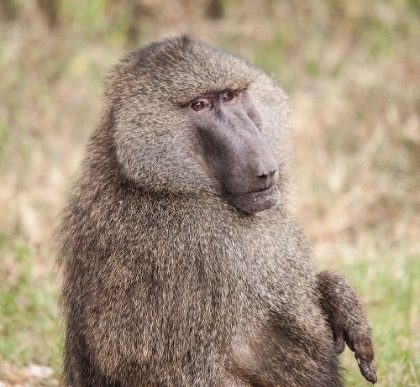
230, 185, 280, 214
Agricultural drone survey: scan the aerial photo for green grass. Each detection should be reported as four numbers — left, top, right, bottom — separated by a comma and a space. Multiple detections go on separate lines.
337, 248, 420, 386
0, 0, 419, 385
0, 237, 62, 378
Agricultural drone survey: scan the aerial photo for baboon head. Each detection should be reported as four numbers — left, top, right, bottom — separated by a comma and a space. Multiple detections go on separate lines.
105, 36, 292, 214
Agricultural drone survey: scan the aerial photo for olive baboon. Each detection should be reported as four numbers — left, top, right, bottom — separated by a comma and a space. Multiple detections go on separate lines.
57, 36, 377, 387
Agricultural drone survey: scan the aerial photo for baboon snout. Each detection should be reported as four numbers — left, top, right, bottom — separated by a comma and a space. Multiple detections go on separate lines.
225, 150, 280, 214
256, 157, 278, 190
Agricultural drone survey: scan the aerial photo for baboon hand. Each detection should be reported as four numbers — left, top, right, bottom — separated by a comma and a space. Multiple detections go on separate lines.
348, 333, 377, 384
356, 353, 377, 384
316, 270, 377, 384
331, 322, 377, 383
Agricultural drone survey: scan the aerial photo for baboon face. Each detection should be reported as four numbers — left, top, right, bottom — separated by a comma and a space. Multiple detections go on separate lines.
110, 37, 289, 214
187, 89, 279, 214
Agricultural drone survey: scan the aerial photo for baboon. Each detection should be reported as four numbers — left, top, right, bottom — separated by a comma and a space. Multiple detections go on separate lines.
56, 36, 377, 387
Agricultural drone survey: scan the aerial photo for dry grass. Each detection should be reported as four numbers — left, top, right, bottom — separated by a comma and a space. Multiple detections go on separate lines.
0, 0, 419, 386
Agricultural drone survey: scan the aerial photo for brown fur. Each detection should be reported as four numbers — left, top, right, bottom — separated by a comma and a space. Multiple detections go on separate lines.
317, 271, 377, 383
56, 36, 376, 387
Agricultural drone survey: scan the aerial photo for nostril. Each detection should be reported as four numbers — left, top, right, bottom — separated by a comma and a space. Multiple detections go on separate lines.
258, 169, 277, 179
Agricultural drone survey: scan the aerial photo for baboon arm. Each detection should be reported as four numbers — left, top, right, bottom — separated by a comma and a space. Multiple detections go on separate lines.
316, 270, 377, 384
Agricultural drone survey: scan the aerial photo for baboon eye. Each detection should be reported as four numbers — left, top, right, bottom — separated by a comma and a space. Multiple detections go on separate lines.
191, 100, 209, 111
223, 91, 236, 102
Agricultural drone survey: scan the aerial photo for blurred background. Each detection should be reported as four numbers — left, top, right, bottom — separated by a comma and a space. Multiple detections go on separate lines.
0, 0, 419, 385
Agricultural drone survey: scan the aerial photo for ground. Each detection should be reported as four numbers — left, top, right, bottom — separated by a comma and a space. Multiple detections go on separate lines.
0, 1, 419, 386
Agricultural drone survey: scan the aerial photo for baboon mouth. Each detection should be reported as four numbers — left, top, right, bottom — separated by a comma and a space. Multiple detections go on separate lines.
230, 185, 280, 214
